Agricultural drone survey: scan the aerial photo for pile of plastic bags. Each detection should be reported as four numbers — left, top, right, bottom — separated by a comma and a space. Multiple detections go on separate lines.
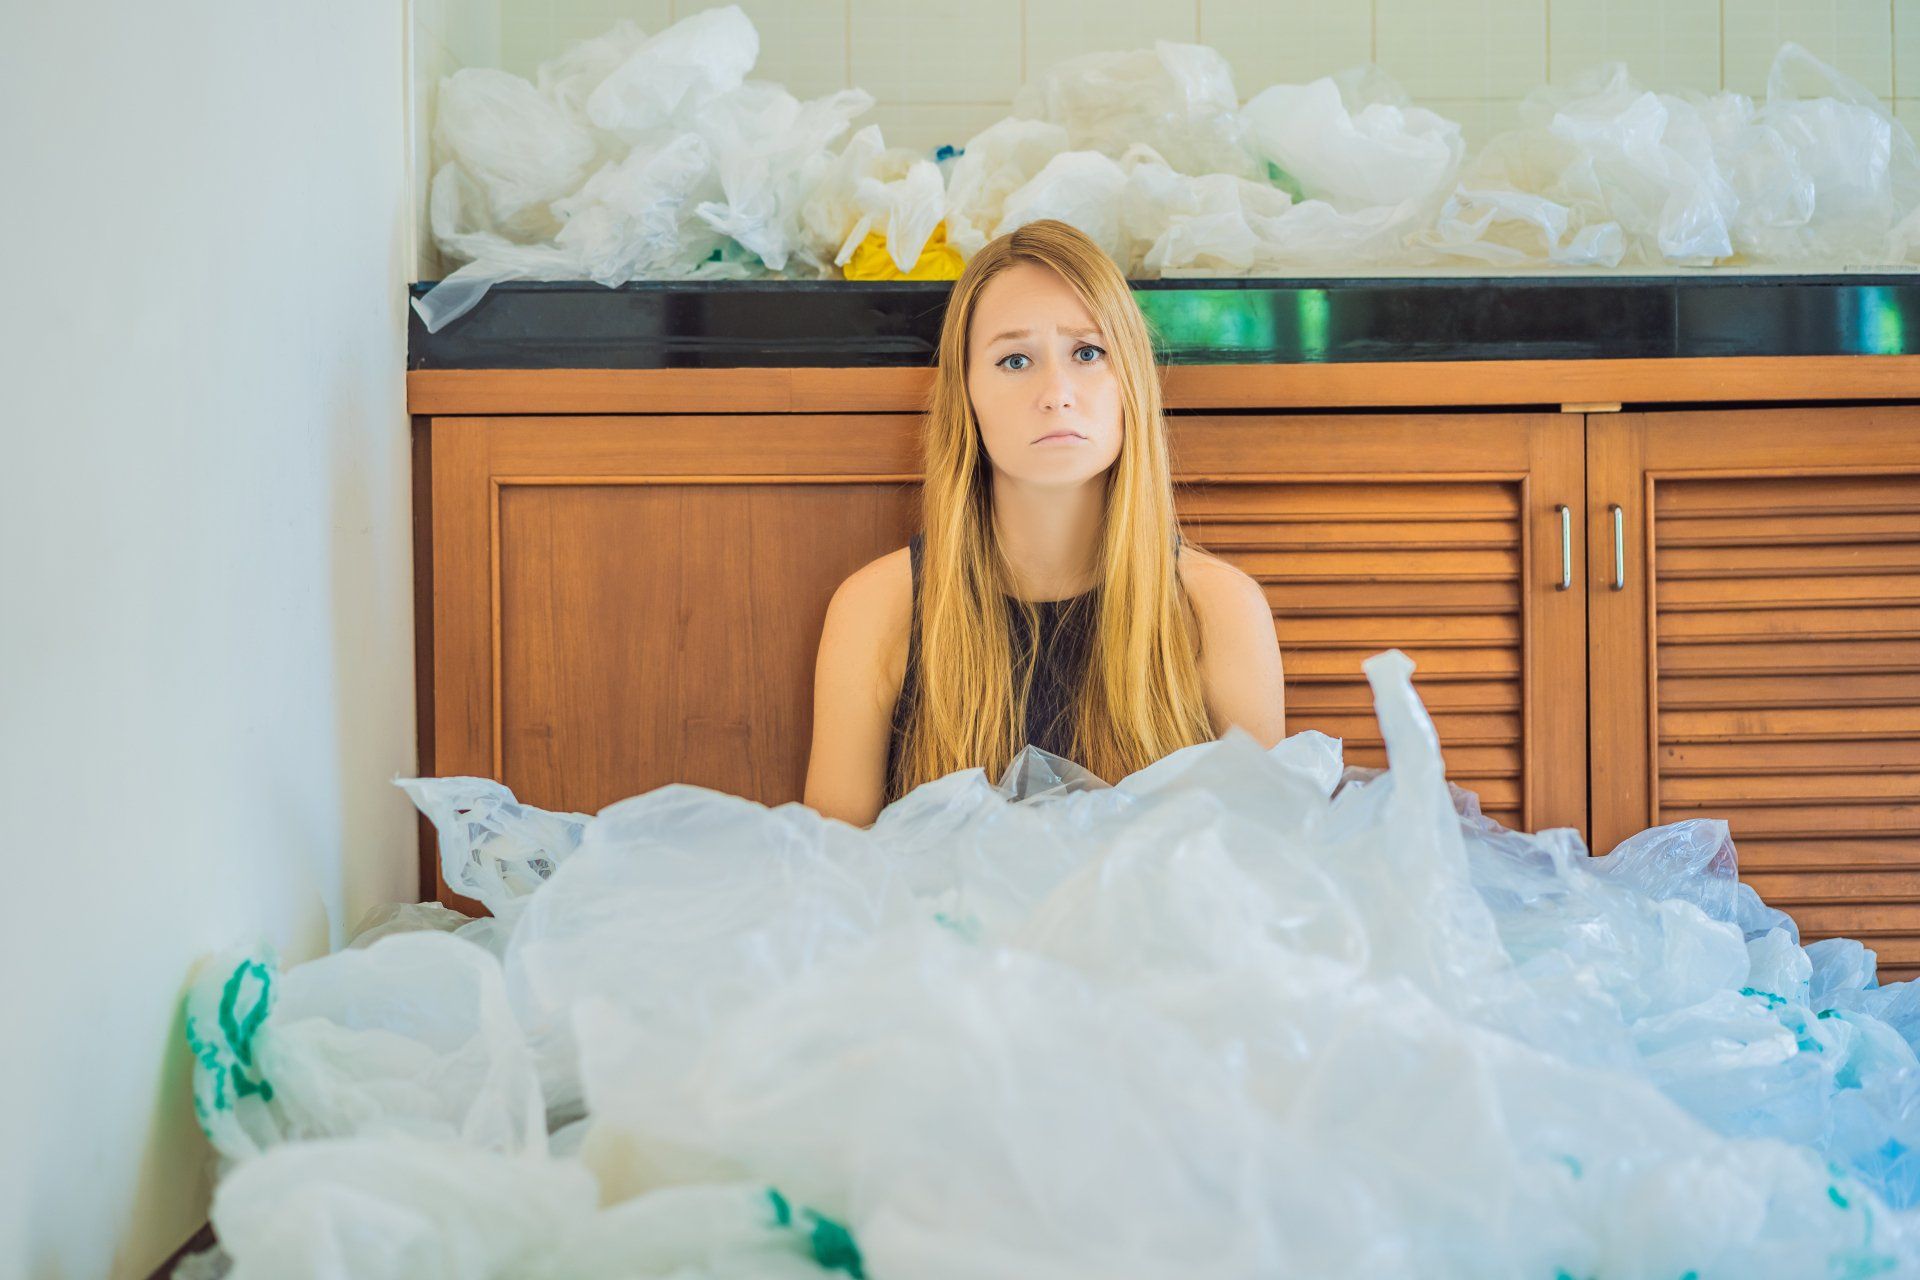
177, 649, 1920, 1279
414, 4, 1920, 331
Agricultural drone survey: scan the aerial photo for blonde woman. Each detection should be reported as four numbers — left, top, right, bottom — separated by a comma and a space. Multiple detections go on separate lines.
804, 219, 1286, 829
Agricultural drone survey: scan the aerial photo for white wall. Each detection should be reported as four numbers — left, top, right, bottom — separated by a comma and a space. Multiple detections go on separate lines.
0, 1, 419, 1276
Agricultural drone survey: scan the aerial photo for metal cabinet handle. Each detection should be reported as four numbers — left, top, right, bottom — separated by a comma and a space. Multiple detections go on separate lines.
1609, 504, 1626, 591
1554, 504, 1571, 590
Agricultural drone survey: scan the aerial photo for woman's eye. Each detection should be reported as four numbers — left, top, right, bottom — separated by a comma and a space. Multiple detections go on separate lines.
996, 346, 1103, 371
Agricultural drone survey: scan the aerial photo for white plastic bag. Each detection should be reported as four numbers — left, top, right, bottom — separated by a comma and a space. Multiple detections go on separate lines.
392, 774, 589, 924
941, 117, 1072, 259
799, 123, 946, 275
434, 68, 600, 243
1010, 40, 1261, 180
1242, 68, 1465, 213
207, 1136, 599, 1280
184, 932, 546, 1166
195, 647, 1920, 1275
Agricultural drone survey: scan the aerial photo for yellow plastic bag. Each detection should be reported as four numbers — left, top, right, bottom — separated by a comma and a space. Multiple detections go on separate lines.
842, 219, 965, 280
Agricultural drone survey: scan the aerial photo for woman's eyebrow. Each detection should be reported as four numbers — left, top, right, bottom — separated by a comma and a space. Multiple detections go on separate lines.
985, 325, 1103, 344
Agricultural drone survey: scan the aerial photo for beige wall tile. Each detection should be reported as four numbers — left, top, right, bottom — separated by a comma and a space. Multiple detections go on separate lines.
850, 0, 1023, 103
1420, 96, 1527, 152
1548, 0, 1721, 90
1025, 0, 1199, 82
500, 0, 671, 79
1723, 0, 1892, 99
445, 1, 505, 69
862, 102, 1018, 154
1376, 0, 1548, 99
1894, 0, 1920, 95
1197, 0, 1373, 98
679, 0, 850, 99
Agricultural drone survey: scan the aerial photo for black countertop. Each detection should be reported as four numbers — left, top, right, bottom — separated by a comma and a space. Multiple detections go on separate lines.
406, 273, 1920, 370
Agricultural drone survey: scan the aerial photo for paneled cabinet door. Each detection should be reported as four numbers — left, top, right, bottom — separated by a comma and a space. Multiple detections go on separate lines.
425, 412, 925, 913
1589, 407, 1920, 981
1170, 412, 1587, 837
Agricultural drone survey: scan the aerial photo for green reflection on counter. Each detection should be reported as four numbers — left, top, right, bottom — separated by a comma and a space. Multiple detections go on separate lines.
1137, 287, 1335, 362
1859, 287, 1908, 354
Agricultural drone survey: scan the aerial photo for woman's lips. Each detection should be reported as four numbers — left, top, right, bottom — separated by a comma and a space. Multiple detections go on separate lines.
1033, 430, 1087, 443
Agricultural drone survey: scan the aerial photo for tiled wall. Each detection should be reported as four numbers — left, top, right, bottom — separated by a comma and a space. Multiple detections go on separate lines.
410, 0, 1918, 275
488, 0, 1920, 150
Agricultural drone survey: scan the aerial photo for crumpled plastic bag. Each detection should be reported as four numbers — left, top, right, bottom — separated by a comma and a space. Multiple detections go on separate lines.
987, 65, 1465, 276
393, 775, 590, 925
1414, 42, 1920, 267
416, 18, 1920, 335
941, 117, 1073, 259
1010, 40, 1262, 181
184, 931, 546, 1170
194, 1135, 856, 1280
188, 649, 1920, 1277
414, 5, 874, 332
802, 123, 950, 276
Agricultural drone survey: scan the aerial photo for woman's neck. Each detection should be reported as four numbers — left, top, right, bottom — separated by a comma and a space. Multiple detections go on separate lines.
991, 475, 1104, 602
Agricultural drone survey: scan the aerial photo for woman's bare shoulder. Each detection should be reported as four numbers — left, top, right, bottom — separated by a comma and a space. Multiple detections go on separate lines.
834, 544, 913, 622
1177, 542, 1261, 608
825, 544, 916, 693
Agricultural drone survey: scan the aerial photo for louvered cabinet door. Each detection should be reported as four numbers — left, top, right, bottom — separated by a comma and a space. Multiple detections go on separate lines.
1171, 412, 1587, 835
1590, 407, 1920, 981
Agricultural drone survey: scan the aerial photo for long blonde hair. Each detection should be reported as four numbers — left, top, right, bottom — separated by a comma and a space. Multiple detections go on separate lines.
887, 218, 1214, 803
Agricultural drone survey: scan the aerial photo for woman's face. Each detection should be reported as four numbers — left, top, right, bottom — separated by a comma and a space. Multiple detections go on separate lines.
966, 262, 1124, 489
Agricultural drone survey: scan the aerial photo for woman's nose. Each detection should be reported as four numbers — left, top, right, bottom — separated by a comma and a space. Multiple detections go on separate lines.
1039, 366, 1074, 411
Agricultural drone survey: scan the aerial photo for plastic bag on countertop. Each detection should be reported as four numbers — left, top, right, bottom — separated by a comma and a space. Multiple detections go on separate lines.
433, 68, 601, 243
1413, 42, 1920, 267
691, 82, 878, 273
1011, 40, 1262, 181
580, 4, 759, 141
1412, 61, 1731, 268
804, 123, 949, 276
414, 6, 862, 332
941, 117, 1072, 259
1120, 62, 1468, 274
1242, 67, 1465, 214
1733, 41, 1920, 264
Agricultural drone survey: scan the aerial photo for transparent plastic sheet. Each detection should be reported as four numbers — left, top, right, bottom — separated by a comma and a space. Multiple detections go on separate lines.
182, 650, 1920, 1277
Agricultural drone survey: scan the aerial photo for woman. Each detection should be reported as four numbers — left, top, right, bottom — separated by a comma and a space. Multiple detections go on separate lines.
803, 219, 1286, 828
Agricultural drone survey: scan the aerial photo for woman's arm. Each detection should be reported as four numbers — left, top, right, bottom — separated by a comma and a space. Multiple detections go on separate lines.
802, 563, 903, 828
1194, 561, 1288, 749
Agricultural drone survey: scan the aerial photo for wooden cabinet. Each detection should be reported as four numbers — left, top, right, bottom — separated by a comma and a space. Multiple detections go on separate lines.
1170, 412, 1584, 835
1588, 406, 1920, 980
424, 412, 926, 826
411, 365, 1920, 976
421, 409, 1587, 843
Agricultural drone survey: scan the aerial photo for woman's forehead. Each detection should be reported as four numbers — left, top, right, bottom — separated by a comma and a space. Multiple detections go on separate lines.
971, 264, 1100, 338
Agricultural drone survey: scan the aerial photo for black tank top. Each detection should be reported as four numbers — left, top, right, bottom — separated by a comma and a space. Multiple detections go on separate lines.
883, 528, 1181, 805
